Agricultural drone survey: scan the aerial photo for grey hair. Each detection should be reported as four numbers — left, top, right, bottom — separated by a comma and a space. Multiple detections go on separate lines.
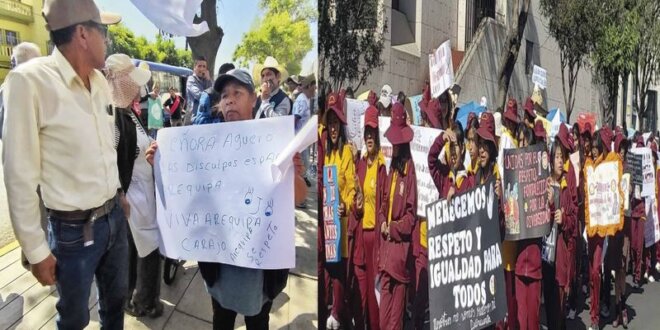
12, 42, 41, 66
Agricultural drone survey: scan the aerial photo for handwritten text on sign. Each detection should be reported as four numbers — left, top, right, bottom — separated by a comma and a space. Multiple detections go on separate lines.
323, 165, 341, 263
154, 116, 295, 269
426, 179, 506, 330
429, 40, 454, 98
502, 144, 551, 240
345, 99, 370, 152
378, 117, 442, 216
585, 155, 624, 237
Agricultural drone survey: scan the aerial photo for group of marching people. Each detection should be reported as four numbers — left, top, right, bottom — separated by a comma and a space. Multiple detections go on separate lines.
317, 82, 660, 330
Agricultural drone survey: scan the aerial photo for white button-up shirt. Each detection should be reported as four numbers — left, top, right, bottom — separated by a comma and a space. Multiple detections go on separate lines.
2, 48, 120, 264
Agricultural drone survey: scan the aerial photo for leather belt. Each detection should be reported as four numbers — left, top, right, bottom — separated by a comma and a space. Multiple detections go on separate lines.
48, 195, 117, 247
48, 196, 116, 222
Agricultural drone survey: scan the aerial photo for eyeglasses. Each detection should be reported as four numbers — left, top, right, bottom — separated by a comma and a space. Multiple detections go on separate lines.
83, 21, 108, 39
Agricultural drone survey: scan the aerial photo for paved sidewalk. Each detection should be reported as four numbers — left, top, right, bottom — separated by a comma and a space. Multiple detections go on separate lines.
0, 187, 318, 330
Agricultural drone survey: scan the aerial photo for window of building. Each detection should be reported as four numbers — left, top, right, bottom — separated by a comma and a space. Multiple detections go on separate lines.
525, 40, 534, 75
5, 30, 19, 46
466, 0, 496, 47
391, 0, 416, 47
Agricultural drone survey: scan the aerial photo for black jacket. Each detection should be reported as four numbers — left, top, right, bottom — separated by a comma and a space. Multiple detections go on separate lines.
115, 108, 138, 192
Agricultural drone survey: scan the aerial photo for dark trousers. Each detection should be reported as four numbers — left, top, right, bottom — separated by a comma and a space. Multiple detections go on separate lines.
543, 262, 565, 330
413, 255, 429, 330
211, 298, 272, 330
127, 228, 161, 311
47, 200, 128, 330
588, 237, 604, 326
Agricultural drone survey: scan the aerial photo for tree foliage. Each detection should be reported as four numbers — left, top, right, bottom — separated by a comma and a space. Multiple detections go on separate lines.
233, 0, 315, 75
318, 0, 386, 91
540, 0, 598, 122
632, 0, 660, 130
590, 0, 639, 127
108, 23, 193, 68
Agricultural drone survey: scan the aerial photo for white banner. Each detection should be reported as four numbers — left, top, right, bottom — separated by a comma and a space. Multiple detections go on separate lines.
130, 0, 210, 37
345, 99, 369, 152
645, 198, 660, 247
429, 40, 454, 98
154, 116, 295, 269
585, 159, 622, 233
532, 65, 547, 89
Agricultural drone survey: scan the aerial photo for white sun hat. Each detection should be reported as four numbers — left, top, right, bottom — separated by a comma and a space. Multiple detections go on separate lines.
105, 54, 152, 108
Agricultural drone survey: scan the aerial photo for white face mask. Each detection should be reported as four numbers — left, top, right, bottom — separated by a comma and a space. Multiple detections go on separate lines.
140, 86, 148, 98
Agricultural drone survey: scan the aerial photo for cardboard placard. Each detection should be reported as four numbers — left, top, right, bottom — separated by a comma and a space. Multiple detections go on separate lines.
426, 179, 506, 330
502, 144, 552, 240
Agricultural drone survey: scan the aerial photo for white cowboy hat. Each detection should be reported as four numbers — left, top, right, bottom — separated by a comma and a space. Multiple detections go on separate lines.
252, 56, 288, 84
105, 54, 151, 108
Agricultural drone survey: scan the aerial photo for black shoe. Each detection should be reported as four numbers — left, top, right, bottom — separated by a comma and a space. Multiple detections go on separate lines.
124, 301, 146, 317
146, 301, 164, 318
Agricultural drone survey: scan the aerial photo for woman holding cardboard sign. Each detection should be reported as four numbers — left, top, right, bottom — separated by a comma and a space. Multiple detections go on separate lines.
348, 105, 386, 330
584, 128, 615, 330
377, 103, 418, 330
323, 91, 356, 330
543, 124, 577, 330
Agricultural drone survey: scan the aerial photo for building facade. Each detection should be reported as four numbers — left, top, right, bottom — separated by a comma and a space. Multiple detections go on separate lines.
0, 0, 50, 82
357, 0, 614, 124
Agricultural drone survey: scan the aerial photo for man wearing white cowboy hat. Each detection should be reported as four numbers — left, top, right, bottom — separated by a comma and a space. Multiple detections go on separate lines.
105, 53, 165, 318
254, 56, 292, 119
2, 0, 129, 329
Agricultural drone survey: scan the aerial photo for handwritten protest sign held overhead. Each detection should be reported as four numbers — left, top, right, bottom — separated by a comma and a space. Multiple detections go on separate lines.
323, 165, 341, 263
345, 98, 370, 152
429, 40, 454, 98
584, 153, 624, 237
532, 65, 547, 89
426, 179, 506, 330
154, 116, 295, 269
502, 144, 552, 240
377, 117, 442, 216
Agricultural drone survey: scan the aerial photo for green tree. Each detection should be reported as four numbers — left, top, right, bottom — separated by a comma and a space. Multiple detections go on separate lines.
632, 0, 660, 130
540, 0, 598, 122
591, 0, 638, 127
108, 23, 193, 68
233, 0, 315, 75
318, 0, 386, 91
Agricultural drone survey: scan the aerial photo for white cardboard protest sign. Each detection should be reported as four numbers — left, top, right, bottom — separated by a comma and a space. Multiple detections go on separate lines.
585, 158, 623, 236
378, 118, 443, 216
630, 147, 656, 197
429, 40, 454, 98
645, 198, 660, 247
345, 99, 370, 152
154, 116, 296, 269
532, 65, 547, 89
